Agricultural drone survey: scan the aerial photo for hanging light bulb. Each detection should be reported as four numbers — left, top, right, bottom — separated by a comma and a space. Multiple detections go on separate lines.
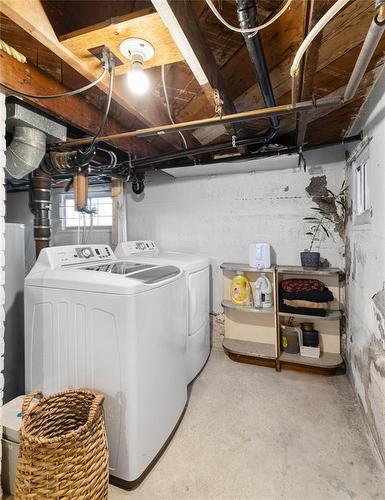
119, 38, 154, 96
126, 58, 150, 95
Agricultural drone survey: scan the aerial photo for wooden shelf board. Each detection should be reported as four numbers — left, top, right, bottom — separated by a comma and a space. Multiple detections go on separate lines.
277, 265, 343, 276
223, 338, 276, 359
279, 351, 343, 369
222, 300, 274, 315
221, 263, 275, 273
278, 310, 342, 321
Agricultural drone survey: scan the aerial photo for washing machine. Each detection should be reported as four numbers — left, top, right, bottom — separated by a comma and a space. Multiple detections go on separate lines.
115, 240, 210, 383
24, 244, 187, 486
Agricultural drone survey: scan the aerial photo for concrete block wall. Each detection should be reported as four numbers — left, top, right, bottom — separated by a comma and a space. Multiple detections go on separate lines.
126, 146, 346, 313
0, 92, 5, 486
346, 68, 385, 465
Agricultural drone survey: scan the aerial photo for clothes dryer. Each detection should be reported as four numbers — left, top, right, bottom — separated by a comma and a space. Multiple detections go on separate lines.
115, 240, 210, 382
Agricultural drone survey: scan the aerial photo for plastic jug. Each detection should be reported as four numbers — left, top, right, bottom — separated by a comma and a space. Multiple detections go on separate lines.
230, 272, 252, 306
255, 273, 273, 308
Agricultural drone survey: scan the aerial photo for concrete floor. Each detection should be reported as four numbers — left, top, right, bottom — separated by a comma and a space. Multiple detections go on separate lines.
108, 343, 385, 500
4, 342, 385, 500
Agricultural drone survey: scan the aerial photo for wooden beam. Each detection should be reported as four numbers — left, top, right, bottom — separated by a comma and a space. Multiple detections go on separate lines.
296, 0, 333, 146
0, 50, 158, 157
60, 10, 184, 76
151, 0, 247, 152
0, 0, 185, 151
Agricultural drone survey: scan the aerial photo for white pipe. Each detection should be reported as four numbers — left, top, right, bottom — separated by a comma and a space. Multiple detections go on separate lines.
344, 15, 385, 101
290, 0, 350, 78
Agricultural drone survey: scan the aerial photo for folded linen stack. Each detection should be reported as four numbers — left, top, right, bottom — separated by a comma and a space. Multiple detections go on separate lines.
279, 278, 334, 317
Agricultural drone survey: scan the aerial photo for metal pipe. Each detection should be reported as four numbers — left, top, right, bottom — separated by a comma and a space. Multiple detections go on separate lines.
57, 96, 342, 150
130, 128, 277, 169
30, 167, 51, 257
134, 134, 362, 173
236, 0, 279, 132
344, 7, 385, 102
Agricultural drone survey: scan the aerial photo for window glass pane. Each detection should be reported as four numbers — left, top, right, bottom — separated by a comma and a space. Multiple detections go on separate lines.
63, 195, 112, 228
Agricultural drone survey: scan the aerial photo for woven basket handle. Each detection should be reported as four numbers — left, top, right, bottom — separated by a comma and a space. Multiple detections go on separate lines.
87, 393, 105, 425
22, 390, 44, 415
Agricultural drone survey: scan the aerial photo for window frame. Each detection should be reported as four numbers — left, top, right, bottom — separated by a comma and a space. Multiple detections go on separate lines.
353, 158, 371, 226
60, 191, 113, 231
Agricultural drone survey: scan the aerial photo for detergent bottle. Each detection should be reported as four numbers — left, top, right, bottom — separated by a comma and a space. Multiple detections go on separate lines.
230, 272, 252, 306
255, 273, 273, 308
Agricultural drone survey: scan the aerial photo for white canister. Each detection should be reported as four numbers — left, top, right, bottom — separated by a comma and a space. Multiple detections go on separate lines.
249, 243, 271, 269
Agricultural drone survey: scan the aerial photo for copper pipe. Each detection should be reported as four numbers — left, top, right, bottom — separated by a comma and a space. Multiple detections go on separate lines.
57, 96, 342, 150
73, 171, 88, 211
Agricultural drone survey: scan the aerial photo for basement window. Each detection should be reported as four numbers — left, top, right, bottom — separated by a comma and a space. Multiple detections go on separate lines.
354, 160, 371, 225
61, 194, 113, 229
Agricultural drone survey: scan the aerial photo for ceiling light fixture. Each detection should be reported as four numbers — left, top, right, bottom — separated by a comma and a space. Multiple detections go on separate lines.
119, 38, 154, 95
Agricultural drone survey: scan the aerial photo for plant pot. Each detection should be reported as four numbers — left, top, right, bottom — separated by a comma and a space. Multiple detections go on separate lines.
300, 251, 320, 269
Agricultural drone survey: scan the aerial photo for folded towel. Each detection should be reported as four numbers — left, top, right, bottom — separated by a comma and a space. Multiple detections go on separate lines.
279, 301, 327, 317
283, 299, 328, 309
281, 289, 334, 303
281, 279, 325, 293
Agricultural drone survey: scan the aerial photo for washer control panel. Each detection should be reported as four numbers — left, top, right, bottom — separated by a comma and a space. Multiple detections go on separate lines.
119, 240, 159, 255
43, 245, 116, 268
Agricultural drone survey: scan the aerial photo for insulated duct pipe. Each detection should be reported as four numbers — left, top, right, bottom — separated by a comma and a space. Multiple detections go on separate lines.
236, 0, 279, 133
6, 126, 46, 179
344, 3, 385, 101
30, 167, 51, 256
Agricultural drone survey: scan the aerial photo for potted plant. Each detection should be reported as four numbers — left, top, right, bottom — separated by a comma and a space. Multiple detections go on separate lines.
301, 181, 348, 268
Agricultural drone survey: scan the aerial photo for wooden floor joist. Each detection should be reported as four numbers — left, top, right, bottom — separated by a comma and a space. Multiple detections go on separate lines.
0, 50, 158, 157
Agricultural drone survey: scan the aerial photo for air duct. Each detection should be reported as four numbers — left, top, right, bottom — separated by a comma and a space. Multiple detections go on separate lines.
5, 100, 66, 179
6, 126, 46, 179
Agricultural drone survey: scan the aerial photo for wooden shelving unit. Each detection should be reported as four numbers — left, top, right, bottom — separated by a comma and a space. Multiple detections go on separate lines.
221, 263, 345, 375
221, 263, 277, 369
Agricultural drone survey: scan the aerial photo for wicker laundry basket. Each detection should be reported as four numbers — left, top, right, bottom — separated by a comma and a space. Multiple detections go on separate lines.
15, 389, 109, 499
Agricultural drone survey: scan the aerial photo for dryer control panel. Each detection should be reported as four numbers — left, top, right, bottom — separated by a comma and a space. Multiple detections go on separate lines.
118, 240, 159, 256
40, 245, 116, 268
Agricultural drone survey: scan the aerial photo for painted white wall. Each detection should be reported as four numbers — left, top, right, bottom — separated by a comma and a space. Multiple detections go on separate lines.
345, 68, 385, 464
126, 145, 346, 313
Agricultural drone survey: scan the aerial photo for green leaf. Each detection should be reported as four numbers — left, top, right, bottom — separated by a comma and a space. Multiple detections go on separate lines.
303, 217, 320, 221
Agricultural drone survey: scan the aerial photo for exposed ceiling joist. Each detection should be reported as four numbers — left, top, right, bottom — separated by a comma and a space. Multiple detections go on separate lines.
151, 0, 247, 152
296, 0, 334, 146
0, 0, 189, 152
0, 50, 158, 157
60, 9, 184, 76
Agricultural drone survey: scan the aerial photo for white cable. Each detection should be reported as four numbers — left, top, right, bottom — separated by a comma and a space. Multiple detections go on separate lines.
205, 0, 292, 37
161, 65, 188, 149
290, 0, 350, 77
85, 212, 94, 244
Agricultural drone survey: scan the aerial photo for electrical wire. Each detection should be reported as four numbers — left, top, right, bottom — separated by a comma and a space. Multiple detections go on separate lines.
86, 59, 115, 153
0, 63, 108, 99
161, 65, 188, 149
205, 0, 292, 38
290, 0, 350, 77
